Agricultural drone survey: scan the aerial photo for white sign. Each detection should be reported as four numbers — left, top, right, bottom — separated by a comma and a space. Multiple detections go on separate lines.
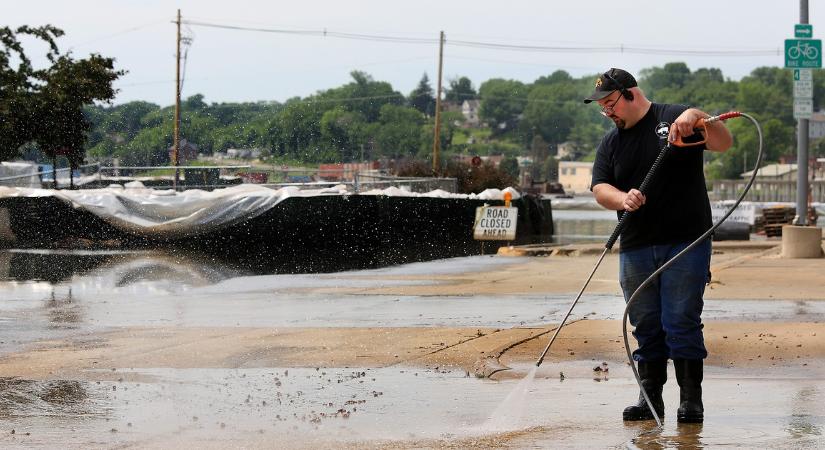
711, 202, 756, 225
794, 98, 814, 119
794, 68, 813, 81
473, 206, 518, 240
794, 79, 814, 98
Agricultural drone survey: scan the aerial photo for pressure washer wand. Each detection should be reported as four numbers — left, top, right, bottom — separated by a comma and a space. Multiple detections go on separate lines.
535, 140, 675, 368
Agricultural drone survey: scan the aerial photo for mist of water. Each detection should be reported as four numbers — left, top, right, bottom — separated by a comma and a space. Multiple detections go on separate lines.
481, 366, 539, 432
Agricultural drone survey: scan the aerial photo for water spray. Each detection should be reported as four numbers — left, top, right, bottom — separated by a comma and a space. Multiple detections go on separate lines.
534, 111, 763, 428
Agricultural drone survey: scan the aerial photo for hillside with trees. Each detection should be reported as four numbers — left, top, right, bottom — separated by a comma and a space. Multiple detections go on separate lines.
81, 63, 825, 183
3, 24, 825, 184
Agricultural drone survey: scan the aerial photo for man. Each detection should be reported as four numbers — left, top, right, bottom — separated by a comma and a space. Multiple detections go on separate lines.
585, 68, 732, 423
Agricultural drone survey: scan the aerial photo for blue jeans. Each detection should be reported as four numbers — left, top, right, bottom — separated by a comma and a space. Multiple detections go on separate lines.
619, 239, 711, 362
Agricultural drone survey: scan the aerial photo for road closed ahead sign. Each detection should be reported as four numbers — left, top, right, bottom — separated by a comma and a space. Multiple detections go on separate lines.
473, 206, 518, 240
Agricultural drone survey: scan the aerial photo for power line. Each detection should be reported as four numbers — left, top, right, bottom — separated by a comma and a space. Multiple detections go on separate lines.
181, 20, 438, 44
448, 39, 780, 56
68, 20, 167, 49
181, 19, 780, 57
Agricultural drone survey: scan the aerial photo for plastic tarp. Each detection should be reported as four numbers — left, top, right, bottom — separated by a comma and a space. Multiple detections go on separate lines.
0, 183, 521, 238
0, 162, 40, 188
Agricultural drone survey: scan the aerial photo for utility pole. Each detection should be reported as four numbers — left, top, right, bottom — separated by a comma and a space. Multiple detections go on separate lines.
796, 0, 810, 224
432, 31, 445, 174
173, 9, 182, 189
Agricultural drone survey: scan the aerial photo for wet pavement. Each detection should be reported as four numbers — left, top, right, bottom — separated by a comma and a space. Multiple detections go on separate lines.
0, 249, 823, 448
0, 365, 822, 448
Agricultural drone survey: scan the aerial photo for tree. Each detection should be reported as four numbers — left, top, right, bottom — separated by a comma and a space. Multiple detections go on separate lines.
374, 104, 426, 159
638, 62, 692, 97
320, 107, 367, 161
0, 25, 62, 161
445, 76, 476, 102
318, 71, 403, 122
0, 25, 123, 169
499, 156, 519, 179
408, 73, 435, 116
277, 100, 325, 161
534, 70, 573, 86
477, 78, 527, 132
522, 82, 579, 147
542, 155, 559, 182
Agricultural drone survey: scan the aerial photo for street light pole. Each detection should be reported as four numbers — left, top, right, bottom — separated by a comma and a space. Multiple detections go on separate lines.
432, 31, 444, 174
173, 9, 182, 189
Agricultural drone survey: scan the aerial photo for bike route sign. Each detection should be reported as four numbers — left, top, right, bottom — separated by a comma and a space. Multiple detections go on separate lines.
785, 38, 822, 68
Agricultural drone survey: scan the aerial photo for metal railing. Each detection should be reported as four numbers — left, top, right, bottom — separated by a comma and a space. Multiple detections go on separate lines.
709, 179, 825, 202
1, 163, 458, 194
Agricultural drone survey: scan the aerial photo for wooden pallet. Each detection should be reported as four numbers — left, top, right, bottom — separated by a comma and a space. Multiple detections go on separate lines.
760, 206, 795, 237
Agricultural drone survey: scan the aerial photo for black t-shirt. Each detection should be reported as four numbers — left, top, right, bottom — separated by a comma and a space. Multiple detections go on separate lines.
590, 103, 712, 251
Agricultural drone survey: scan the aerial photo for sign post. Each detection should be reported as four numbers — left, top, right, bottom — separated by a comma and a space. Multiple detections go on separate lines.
787, 12, 815, 225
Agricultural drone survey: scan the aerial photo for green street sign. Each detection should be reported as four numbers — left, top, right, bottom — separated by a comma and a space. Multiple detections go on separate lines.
795, 24, 813, 38
785, 39, 822, 68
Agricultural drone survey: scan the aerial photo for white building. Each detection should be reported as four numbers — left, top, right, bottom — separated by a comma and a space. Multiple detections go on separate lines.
740, 163, 797, 181
809, 111, 825, 140
558, 161, 594, 194
461, 100, 481, 126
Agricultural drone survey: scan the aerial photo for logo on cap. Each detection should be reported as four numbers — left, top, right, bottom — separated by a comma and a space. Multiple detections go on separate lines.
595, 78, 602, 88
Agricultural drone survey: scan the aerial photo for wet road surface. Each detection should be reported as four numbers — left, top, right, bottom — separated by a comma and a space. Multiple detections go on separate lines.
0, 250, 823, 448
0, 365, 822, 448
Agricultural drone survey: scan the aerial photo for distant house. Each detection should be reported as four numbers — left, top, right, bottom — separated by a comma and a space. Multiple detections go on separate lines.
461, 100, 481, 127
809, 111, 825, 140
168, 139, 199, 165
740, 163, 797, 181
226, 148, 263, 160
558, 161, 594, 194
441, 101, 462, 113
317, 161, 380, 182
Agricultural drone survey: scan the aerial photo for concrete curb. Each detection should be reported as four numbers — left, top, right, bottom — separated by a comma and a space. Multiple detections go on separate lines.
499, 240, 781, 257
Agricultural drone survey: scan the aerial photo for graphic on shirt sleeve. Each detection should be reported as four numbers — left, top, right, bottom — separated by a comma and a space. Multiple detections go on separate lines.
655, 122, 670, 140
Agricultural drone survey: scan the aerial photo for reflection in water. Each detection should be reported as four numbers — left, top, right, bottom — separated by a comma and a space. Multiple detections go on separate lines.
0, 378, 92, 418
0, 250, 249, 286
2, 246, 514, 281
0, 250, 122, 283
45, 288, 83, 328
787, 386, 822, 439
628, 422, 705, 449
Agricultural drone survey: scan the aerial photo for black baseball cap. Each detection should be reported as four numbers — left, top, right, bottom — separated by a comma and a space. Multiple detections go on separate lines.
583, 68, 638, 104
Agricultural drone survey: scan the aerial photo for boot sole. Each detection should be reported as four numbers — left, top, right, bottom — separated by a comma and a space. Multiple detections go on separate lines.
623, 413, 664, 421
677, 415, 703, 423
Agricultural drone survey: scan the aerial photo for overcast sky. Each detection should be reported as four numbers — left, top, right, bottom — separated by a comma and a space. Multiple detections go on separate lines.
5, 0, 819, 107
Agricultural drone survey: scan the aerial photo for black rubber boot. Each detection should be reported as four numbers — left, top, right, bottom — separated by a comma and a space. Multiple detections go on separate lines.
674, 359, 704, 423
623, 360, 666, 421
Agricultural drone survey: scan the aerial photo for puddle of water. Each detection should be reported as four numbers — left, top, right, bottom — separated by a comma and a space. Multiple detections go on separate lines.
0, 366, 821, 448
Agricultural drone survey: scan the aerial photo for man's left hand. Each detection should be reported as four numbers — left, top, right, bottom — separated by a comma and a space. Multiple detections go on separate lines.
669, 108, 707, 144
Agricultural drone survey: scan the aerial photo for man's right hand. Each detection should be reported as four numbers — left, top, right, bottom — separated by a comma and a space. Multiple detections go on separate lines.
623, 189, 646, 211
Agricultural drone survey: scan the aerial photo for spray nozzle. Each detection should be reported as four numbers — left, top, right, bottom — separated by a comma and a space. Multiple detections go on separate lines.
671, 110, 742, 147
